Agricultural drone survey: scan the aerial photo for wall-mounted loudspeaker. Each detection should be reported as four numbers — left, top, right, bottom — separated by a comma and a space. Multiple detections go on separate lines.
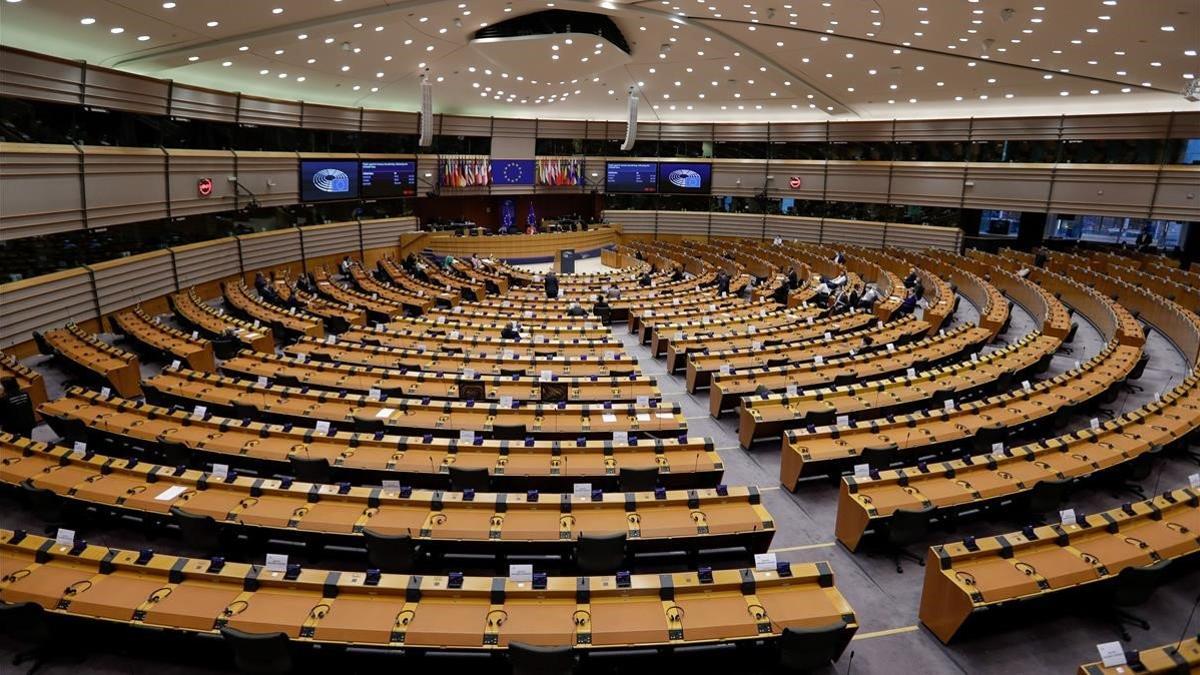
419, 78, 434, 147
620, 87, 638, 151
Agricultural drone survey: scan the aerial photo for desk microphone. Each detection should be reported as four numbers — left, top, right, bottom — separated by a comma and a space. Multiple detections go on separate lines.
845, 650, 855, 674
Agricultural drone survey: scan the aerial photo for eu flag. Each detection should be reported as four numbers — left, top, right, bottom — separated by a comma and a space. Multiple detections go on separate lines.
491, 159, 535, 185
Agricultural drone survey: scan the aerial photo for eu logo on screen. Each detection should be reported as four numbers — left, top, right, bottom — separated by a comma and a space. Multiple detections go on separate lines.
667, 168, 702, 189
313, 168, 351, 193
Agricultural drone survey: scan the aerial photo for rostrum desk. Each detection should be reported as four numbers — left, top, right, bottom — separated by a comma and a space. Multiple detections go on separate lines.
0, 530, 858, 653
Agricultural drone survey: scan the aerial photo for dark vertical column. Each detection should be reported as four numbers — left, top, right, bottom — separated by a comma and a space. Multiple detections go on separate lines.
958, 208, 983, 238
1016, 211, 1047, 251
1181, 222, 1198, 270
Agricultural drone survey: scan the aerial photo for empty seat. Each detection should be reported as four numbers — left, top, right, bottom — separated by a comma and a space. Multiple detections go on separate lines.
575, 532, 627, 575
219, 627, 293, 675
618, 467, 659, 492
448, 466, 491, 492
289, 456, 332, 484
492, 423, 527, 440
778, 621, 851, 671
362, 528, 419, 573
508, 642, 575, 675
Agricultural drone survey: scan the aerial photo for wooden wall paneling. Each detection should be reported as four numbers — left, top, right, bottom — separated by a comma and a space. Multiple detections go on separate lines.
361, 216, 416, 251
238, 95, 303, 128
893, 118, 972, 142
90, 250, 175, 314
166, 149, 236, 217
656, 211, 711, 237
969, 116, 1061, 141
1149, 166, 1200, 221
763, 160, 826, 200
884, 223, 962, 252
439, 115, 493, 137
491, 117, 535, 139
168, 83, 239, 123
82, 66, 169, 115
889, 162, 967, 208
713, 123, 769, 142
231, 151, 300, 207
709, 211, 763, 239
301, 103, 362, 132
763, 215, 822, 242
81, 146, 169, 228
536, 119, 589, 139
770, 122, 828, 142
1059, 112, 1174, 140
237, 228, 303, 279
172, 238, 241, 292
0, 46, 83, 105
659, 123, 710, 141
0, 268, 96, 348
819, 218, 886, 248
1048, 164, 1157, 217
0, 142, 84, 240
1168, 111, 1200, 140
606, 210, 656, 234
828, 120, 893, 143
961, 163, 1054, 211
712, 158, 767, 196
299, 222, 360, 262
360, 109, 419, 135
824, 161, 891, 204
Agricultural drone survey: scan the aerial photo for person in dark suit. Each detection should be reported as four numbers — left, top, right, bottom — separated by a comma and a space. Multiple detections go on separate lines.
566, 302, 587, 317
832, 251, 846, 264
639, 271, 653, 287
544, 272, 559, 299
0, 377, 34, 438
671, 267, 684, 282
772, 281, 790, 305
592, 295, 610, 316
1135, 227, 1153, 252
500, 321, 522, 340
787, 268, 799, 289
716, 270, 731, 296
903, 268, 919, 288
896, 288, 919, 317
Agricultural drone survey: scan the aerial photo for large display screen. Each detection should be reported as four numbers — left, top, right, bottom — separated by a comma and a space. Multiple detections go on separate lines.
605, 161, 658, 193
657, 162, 712, 194
361, 160, 417, 198
300, 160, 359, 202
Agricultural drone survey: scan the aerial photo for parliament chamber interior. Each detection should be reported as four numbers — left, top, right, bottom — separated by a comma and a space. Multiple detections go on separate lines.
0, 1, 1198, 674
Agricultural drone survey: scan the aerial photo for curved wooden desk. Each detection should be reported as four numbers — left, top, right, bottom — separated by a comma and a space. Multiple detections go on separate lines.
40, 324, 141, 398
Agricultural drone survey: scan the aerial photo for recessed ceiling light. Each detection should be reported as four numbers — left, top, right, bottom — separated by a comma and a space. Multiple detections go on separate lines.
110, 26, 124, 33
161, 1, 175, 7
272, 7, 283, 14
188, 56, 199, 62
80, 17, 95, 24
221, 61, 232, 67
137, 35, 150, 41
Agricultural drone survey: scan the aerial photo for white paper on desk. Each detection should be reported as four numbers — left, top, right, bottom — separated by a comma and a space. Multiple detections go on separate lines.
853, 464, 870, 478
72, 441, 87, 455
786, 385, 798, 396
288, 307, 296, 315
719, 365, 732, 375
602, 413, 617, 423
604, 351, 615, 360
636, 396, 649, 407
754, 553, 778, 572
171, 359, 182, 370
436, 316, 446, 324
315, 421, 331, 434
814, 355, 824, 365
1189, 473, 1199, 489
499, 396, 514, 408
462, 368, 475, 379
296, 353, 307, 363
613, 431, 628, 445
1074, 360, 1082, 370
657, 412, 674, 420
265, 553, 288, 573
253, 319, 261, 328
573, 483, 592, 499
636, 413, 651, 422
992, 442, 1004, 454
254, 376, 269, 388
154, 485, 188, 502
1022, 380, 1032, 391
193, 405, 208, 418
907, 368, 917, 379
509, 564, 533, 583
887, 343, 896, 352
1096, 641, 1127, 667
971, 352, 979, 362
1060, 508, 1077, 526
100, 386, 112, 397
752, 341, 763, 351
325, 335, 335, 345
55, 528, 75, 547
836, 415, 850, 427
382, 480, 401, 490
449, 331, 461, 340
674, 332, 684, 341
375, 408, 395, 419
824, 332, 832, 341
1090, 417, 1101, 430
212, 463, 229, 479
503, 351, 515, 360
944, 399, 957, 411
459, 429, 474, 442
540, 370, 553, 382
534, 335, 546, 344
807, 317, 814, 325
368, 388, 381, 400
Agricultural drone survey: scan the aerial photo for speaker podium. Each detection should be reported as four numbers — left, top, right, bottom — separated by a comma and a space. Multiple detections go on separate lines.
555, 249, 576, 274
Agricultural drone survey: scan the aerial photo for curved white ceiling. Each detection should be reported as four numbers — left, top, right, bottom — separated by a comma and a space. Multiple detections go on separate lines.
0, 0, 1196, 122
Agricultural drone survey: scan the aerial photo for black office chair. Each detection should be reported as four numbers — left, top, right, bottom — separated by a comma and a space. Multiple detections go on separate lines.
508, 642, 575, 675
883, 505, 934, 573
32, 331, 54, 356
492, 423, 527, 440
459, 382, 486, 402
500, 367, 527, 377
777, 621, 852, 672
219, 627, 293, 675
289, 456, 332, 484
213, 335, 241, 360
170, 505, 229, 552
540, 383, 567, 403
607, 369, 634, 378
594, 306, 612, 326
832, 373, 857, 388
805, 408, 837, 428
1111, 445, 1163, 500
1057, 322, 1079, 355
860, 443, 899, 470
20, 482, 67, 533
362, 528, 419, 573
0, 600, 79, 674
231, 402, 258, 421
448, 466, 491, 492
618, 467, 659, 492
306, 351, 333, 363
929, 387, 957, 411
54, 417, 90, 445
574, 532, 627, 575
1104, 560, 1172, 642
766, 357, 790, 369
351, 413, 385, 434
156, 437, 192, 467
1120, 352, 1151, 394
324, 315, 350, 335
969, 423, 1007, 455
1019, 478, 1071, 523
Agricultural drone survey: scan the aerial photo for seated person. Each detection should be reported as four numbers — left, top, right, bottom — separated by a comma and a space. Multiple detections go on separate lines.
544, 271, 559, 299
772, 281, 790, 305
592, 295, 610, 316
903, 267, 919, 288
639, 271, 653, 287
828, 273, 848, 288
566, 302, 587, 317
500, 321, 522, 340
895, 288, 919, 317
671, 267, 685, 282
832, 251, 846, 264
857, 284, 881, 309
787, 268, 800, 289
606, 285, 622, 300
